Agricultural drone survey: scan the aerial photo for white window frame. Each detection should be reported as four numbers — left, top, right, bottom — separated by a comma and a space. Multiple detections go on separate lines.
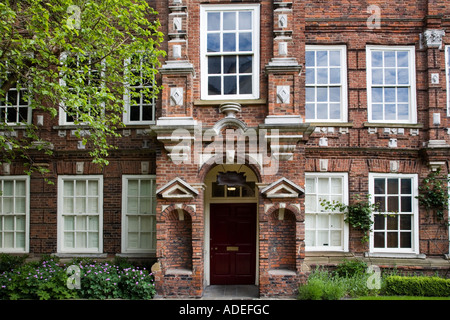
366, 46, 417, 124
446, 46, 450, 116
368, 173, 419, 255
123, 55, 156, 125
58, 53, 105, 126
57, 175, 103, 254
0, 176, 30, 253
0, 70, 32, 125
305, 172, 349, 252
121, 175, 157, 254
305, 45, 348, 122
200, 4, 260, 100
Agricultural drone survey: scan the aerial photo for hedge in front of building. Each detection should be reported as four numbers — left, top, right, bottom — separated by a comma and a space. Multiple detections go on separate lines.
384, 276, 450, 297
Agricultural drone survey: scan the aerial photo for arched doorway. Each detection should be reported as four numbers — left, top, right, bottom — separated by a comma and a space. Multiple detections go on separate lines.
203, 164, 259, 286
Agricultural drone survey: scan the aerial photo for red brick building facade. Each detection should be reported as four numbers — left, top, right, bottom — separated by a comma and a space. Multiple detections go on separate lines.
1, 0, 450, 298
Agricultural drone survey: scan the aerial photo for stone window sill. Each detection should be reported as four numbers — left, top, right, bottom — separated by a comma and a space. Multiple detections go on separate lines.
268, 269, 296, 276
194, 99, 266, 106
165, 268, 193, 275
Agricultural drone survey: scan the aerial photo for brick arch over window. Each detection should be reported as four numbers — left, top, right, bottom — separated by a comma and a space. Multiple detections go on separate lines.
263, 203, 304, 222
160, 205, 195, 271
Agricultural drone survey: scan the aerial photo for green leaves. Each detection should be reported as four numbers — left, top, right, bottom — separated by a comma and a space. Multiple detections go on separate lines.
416, 169, 450, 222
321, 195, 378, 243
1, 0, 165, 171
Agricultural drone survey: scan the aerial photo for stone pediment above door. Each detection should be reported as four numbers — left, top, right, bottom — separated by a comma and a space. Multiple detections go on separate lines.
260, 177, 304, 199
156, 178, 199, 199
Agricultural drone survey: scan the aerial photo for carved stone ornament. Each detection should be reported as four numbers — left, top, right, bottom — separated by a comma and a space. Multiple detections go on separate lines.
422, 29, 445, 48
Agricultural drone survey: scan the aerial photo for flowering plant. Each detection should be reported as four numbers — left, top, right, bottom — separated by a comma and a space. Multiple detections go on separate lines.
0, 256, 155, 300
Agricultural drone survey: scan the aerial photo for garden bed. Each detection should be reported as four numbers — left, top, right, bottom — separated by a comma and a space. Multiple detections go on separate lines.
0, 254, 155, 300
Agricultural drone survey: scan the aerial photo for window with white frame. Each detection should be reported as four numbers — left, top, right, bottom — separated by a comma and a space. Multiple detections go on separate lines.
200, 4, 260, 100
305, 173, 348, 251
0, 177, 29, 252
124, 54, 155, 124
366, 46, 416, 123
0, 74, 31, 124
305, 46, 347, 122
446, 46, 450, 116
59, 53, 103, 125
369, 173, 418, 253
122, 176, 156, 253
58, 176, 103, 253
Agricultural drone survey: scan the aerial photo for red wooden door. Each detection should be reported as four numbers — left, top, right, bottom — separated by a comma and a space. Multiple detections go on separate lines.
210, 203, 257, 285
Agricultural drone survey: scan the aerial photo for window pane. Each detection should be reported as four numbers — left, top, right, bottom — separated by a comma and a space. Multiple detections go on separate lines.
239, 75, 252, 94
317, 87, 327, 102
223, 56, 236, 74
142, 105, 153, 121
127, 198, 138, 214
398, 104, 409, 120
317, 68, 328, 84
3, 181, 13, 196
372, 51, 383, 67
330, 104, 341, 119
387, 215, 398, 230
317, 104, 328, 119
329, 51, 341, 66
372, 69, 383, 85
239, 32, 252, 51
400, 232, 411, 248
374, 214, 385, 230
223, 12, 236, 30
400, 179, 411, 194
305, 87, 315, 102
305, 104, 315, 119
384, 68, 396, 84
375, 197, 385, 212
208, 76, 221, 95
397, 51, 409, 67
239, 12, 252, 30
208, 57, 221, 74
223, 33, 236, 52
397, 87, 409, 103
384, 51, 396, 67
317, 51, 328, 66
207, 34, 220, 52
372, 87, 383, 102
239, 55, 252, 73
384, 87, 395, 102
329, 87, 340, 102
330, 68, 340, 84
305, 68, 315, 84
305, 51, 315, 67
400, 214, 411, 230
398, 69, 409, 84
387, 232, 398, 248
208, 12, 220, 31
387, 196, 398, 212
401, 196, 412, 213
387, 179, 398, 194
224, 76, 237, 94
372, 104, 383, 120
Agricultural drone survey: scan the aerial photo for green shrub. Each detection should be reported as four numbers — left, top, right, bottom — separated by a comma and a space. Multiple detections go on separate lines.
76, 262, 156, 300
334, 259, 368, 277
0, 258, 156, 300
384, 276, 450, 297
0, 254, 28, 273
298, 268, 347, 300
0, 258, 77, 300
